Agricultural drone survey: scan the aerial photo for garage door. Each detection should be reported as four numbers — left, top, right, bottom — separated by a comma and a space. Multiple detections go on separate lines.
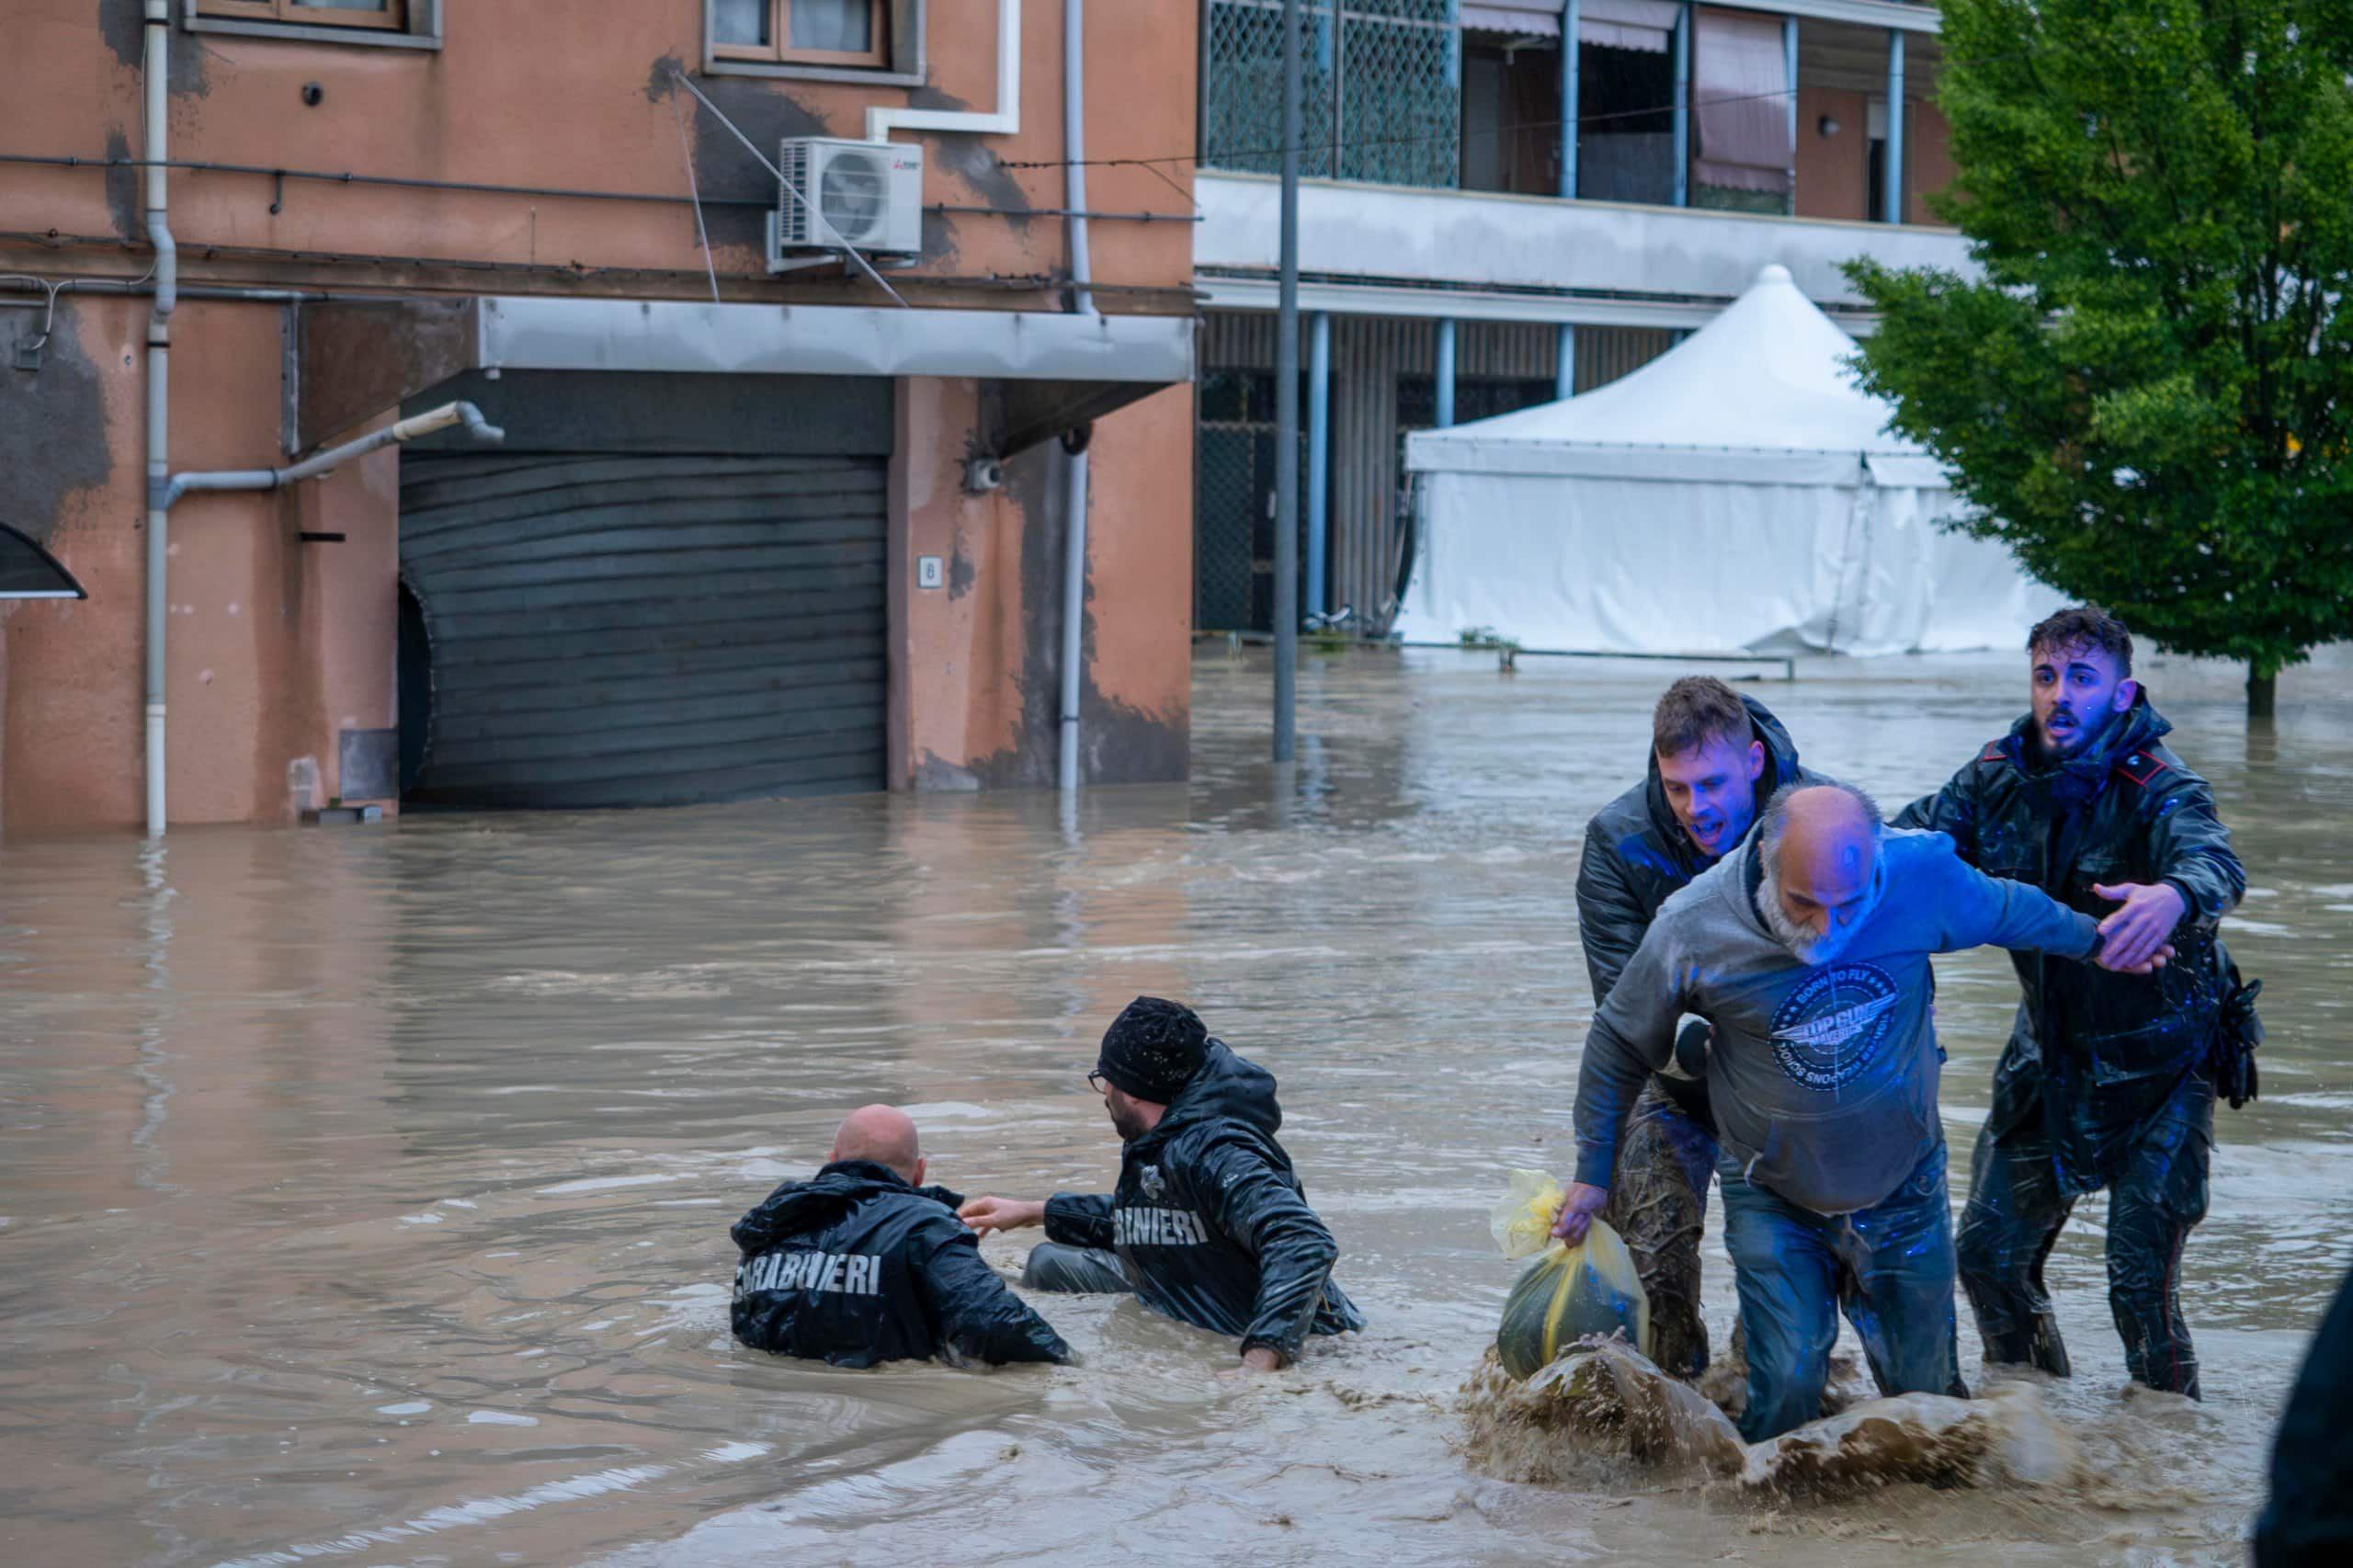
396, 372, 891, 810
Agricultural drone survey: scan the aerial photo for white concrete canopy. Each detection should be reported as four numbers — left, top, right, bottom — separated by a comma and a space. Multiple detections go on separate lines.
474, 298, 1195, 384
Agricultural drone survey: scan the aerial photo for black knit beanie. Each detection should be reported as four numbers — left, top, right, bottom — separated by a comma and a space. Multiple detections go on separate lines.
1095, 996, 1209, 1105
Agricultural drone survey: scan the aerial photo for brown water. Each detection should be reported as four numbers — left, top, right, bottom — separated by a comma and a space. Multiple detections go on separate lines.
5, 646, 2348, 1567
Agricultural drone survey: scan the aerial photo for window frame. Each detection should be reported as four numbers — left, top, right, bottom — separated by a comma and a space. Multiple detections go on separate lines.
704, 0, 926, 87
197, 1, 406, 32
712, 0, 890, 69
184, 0, 438, 50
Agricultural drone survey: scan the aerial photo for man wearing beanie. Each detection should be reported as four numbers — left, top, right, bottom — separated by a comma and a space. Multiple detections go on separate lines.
958, 997, 1364, 1371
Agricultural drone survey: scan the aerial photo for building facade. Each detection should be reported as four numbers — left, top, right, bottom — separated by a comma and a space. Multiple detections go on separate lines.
1188, 0, 1974, 635
0, 0, 1198, 836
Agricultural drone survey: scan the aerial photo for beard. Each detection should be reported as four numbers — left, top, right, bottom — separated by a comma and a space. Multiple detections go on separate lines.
1759, 858, 1884, 966
1107, 1097, 1154, 1143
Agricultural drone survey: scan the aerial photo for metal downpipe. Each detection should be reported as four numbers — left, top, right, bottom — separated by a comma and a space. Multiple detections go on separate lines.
142, 0, 176, 838
1056, 0, 1094, 795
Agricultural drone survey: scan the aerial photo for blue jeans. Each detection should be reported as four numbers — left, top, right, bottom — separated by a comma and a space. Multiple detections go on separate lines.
1720, 1143, 1965, 1443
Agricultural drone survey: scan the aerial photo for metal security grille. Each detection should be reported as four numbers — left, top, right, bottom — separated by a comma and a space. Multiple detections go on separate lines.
1194, 368, 1308, 632
399, 452, 889, 809
1202, 1, 1461, 190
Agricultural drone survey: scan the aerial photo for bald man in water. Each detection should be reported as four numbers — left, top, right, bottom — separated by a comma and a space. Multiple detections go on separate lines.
729, 1106, 1071, 1369
1555, 781, 2168, 1439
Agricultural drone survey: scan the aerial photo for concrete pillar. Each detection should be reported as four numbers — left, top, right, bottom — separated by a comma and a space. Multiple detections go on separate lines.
1560, 0, 1580, 199
1672, 4, 1690, 208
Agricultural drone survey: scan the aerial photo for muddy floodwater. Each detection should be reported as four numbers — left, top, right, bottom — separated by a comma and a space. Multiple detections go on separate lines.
6, 647, 2350, 1566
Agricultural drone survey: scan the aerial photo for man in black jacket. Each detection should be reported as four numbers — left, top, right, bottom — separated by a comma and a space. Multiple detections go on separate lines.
958, 997, 1363, 1372
1896, 605, 2250, 1397
1570, 676, 1811, 1377
730, 1105, 1071, 1369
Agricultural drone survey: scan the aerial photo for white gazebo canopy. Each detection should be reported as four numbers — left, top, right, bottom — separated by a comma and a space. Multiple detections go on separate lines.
1393, 265, 2059, 656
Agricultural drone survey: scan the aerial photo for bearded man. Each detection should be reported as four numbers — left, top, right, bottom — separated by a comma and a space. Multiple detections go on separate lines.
1554, 781, 2169, 1440
1897, 605, 2253, 1398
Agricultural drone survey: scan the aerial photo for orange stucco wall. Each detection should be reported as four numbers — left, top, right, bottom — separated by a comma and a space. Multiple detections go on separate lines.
0, 2, 1198, 835
1793, 88, 1955, 227
892, 377, 1192, 791
1794, 87, 1869, 223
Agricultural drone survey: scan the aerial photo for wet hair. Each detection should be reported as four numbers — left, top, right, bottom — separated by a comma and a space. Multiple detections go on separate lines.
1755, 778, 1885, 864
1652, 676, 1753, 761
2029, 604, 2133, 677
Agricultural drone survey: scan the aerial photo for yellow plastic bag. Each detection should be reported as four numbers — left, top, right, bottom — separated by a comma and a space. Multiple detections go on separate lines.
1488, 1169, 1566, 1262
1488, 1170, 1650, 1381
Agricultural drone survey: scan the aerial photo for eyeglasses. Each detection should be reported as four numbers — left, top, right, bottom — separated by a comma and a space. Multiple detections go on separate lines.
1086, 1071, 1108, 1094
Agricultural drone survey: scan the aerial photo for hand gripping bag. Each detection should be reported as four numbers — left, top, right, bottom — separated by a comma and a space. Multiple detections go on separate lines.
1488, 1170, 1650, 1381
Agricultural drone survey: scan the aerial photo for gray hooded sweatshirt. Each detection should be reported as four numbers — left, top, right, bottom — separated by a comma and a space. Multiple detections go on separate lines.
1573, 828, 2101, 1216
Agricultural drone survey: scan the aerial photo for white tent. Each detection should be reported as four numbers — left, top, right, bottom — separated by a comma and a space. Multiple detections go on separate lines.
1392, 265, 2061, 657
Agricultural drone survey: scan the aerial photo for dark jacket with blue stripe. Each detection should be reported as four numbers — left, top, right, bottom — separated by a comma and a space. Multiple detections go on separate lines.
731, 1159, 1070, 1369
1043, 1042, 1363, 1362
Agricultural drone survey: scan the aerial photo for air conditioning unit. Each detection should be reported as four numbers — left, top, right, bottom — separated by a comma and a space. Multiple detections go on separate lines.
766, 137, 924, 270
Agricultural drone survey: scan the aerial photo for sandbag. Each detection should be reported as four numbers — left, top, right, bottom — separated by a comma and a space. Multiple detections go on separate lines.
1495, 1225, 1651, 1381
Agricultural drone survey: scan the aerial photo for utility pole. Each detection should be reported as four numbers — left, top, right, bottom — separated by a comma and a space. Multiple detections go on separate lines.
1273, 0, 1302, 764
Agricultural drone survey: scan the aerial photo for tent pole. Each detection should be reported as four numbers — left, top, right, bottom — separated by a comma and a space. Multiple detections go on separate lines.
1555, 322, 1575, 402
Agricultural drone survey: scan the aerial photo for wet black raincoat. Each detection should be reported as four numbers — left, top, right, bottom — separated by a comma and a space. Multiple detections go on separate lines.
2256, 1259, 2353, 1565
1574, 692, 1813, 1114
1894, 695, 2245, 1187
1042, 1041, 1363, 1362
732, 1159, 1070, 1369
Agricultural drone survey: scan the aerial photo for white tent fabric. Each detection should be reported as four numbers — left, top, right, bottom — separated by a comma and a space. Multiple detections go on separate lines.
1394, 265, 2063, 656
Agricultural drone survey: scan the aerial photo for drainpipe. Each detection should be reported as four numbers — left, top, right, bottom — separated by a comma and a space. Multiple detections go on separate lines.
165, 402, 503, 508
870, 0, 1021, 141
1305, 311, 1329, 618
142, 0, 176, 838
1056, 0, 1092, 794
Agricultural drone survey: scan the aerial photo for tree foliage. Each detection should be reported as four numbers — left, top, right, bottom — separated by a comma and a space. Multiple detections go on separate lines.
1846, 0, 2353, 690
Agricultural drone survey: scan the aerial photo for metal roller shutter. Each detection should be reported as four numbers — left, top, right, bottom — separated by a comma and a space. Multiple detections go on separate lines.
399, 449, 888, 810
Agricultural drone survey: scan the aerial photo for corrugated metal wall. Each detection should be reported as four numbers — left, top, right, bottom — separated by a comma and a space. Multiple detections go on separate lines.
1196, 312, 1673, 630
395, 369, 896, 811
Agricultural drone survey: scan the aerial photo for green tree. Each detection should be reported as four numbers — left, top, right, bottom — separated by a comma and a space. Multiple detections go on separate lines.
1846, 0, 2353, 715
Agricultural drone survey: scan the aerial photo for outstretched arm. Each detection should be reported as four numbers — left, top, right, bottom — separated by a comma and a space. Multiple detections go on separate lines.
2093, 776, 2246, 968
1926, 840, 2124, 964
919, 1230, 1072, 1366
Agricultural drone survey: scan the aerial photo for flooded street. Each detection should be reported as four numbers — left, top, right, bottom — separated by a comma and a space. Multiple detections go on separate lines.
6, 646, 2348, 1566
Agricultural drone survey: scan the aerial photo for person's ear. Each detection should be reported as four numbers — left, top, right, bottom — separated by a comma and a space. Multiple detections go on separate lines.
1747, 740, 1766, 780
2115, 677, 2140, 711
911, 1156, 926, 1187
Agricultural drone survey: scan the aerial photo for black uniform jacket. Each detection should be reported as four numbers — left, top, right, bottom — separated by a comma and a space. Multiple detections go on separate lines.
1574, 693, 1813, 1115
1043, 1041, 1364, 1361
1896, 696, 2245, 1180
732, 1159, 1070, 1369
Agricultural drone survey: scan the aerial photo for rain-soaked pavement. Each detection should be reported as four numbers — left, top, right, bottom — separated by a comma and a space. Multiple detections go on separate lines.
4, 644, 2348, 1567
